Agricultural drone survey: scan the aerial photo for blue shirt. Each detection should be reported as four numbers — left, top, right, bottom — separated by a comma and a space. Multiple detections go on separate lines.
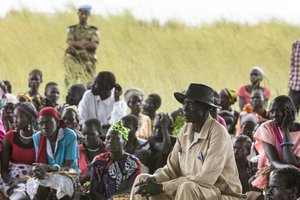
33, 128, 79, 173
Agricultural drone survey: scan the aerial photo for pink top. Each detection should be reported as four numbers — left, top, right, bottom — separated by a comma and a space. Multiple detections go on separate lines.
78, 144, 88, 177
217, 115, 227, 129
254, 120, 300, 169
237, 85, 270, 103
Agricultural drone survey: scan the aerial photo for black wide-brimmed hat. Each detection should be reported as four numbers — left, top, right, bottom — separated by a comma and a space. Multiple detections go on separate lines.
174, 83, 218, 108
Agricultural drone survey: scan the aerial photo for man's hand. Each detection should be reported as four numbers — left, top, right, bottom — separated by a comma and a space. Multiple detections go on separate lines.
134, 177, 163, 197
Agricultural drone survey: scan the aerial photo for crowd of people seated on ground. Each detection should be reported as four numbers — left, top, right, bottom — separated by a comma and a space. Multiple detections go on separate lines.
0, 65, 299, 200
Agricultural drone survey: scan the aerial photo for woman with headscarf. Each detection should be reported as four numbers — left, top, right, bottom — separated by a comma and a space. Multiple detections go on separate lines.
219, 88, 239, 134
1, 102, 37, 199
237, 66, 270, 111
26, 107, 79, 199
125, 88, 152, 140
90, 121, 141, 200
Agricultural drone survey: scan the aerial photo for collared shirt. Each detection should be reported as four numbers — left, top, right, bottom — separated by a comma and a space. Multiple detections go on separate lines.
78, 90, 127, 125
153, 115, 242, 196
289, 40, 300, 91
33, 128, 79, 172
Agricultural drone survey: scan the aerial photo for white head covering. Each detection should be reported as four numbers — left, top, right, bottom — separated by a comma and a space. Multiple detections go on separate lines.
250, 66, 264, 76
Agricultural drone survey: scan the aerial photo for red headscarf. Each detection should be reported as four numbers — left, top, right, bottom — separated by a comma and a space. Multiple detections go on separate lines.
36, 107, 67, 163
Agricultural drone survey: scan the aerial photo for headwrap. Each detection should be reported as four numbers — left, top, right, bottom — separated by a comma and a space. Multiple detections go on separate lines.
37, 107, 67, 164
5, 94, 18, 105
241, 113, 259, 126
124, 88, 143, 104
62, 105, 80, 121
108, 121, 130, 141
250, 66, 264, 76
224, 88, 237, 104
16, 102, 38, 119
17, 92, 31, 102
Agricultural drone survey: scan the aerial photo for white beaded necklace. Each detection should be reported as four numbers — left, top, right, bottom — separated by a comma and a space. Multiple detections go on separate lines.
19, 130, 33, 140
86, 147, 99, 152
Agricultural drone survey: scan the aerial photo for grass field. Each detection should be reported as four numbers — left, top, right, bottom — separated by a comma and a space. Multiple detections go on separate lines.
1, 10, 300, 112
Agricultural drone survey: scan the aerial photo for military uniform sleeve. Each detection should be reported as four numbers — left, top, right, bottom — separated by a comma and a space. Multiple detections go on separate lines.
91, 27, 99, 44
66, 26, 75, 42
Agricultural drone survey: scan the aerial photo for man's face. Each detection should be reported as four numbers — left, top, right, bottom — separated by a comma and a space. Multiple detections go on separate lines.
45, 85, 60, 104
78, 11, 89, 25
250, 90, 264, 109
62, 110, 78, 130
143, 97, 156, 113
183, 98, 208, 123
233, 141, 249, 161
265, 173, 295, 200
91, 78, 112, 99
28, 74, 42, 90
66, 87, 82, 106
241, 121, 256, 140
82, 124, 100, 147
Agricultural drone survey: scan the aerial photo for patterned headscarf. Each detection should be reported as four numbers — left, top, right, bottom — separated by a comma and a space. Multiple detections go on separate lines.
108, 121, 130, 141
16, 102, 38, 119
224, 88, 237, 104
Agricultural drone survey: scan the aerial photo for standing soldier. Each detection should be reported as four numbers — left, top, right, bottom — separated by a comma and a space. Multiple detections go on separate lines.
65, 4, 99, 86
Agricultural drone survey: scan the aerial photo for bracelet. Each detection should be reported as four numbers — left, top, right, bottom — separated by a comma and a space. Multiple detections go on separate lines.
53, 164, 61, 172
280, 141, 294, 147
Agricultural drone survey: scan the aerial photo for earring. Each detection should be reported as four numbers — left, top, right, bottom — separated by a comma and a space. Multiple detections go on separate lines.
28, 124, 31, 131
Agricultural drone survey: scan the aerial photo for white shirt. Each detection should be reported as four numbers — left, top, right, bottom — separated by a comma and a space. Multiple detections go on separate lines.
78, 90, 126, 125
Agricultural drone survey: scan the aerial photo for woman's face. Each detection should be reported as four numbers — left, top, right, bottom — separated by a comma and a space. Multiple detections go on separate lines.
4, 103, 15, 123
219, 90, 231, 109
250, 90, 264, 109
62, 110, 78, 130
105, 130, 124, 153
14, 108, 31, 130
38, 116, 58, 138
82, 124, 100, 147
129, 95, 143, 114
250, 69, 262, 84
269, 101, 286, 126
45, 85, 60, 104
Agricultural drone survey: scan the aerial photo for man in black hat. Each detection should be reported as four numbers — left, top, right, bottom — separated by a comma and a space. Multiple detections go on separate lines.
131, 83, 244, 200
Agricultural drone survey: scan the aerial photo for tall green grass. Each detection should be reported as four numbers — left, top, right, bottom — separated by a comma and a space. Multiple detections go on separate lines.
1, 10, 300, 112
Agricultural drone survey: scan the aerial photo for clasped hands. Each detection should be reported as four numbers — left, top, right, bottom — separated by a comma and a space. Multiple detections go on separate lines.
134, 177, 163, 197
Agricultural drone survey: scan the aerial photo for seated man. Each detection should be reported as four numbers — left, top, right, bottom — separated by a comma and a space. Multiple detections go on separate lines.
143, 93, 162, 122
131, 83, 244, 200
265, 167, 300, 200
78, 71, 127, 134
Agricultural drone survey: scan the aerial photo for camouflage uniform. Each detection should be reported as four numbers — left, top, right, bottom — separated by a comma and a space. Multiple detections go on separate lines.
65, 24, 99, 86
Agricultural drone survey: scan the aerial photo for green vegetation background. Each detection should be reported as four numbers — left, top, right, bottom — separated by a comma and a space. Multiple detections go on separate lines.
0, 10, 299, 112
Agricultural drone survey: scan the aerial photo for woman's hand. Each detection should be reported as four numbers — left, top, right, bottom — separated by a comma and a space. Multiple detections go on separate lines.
32, 163, 49, 179
281, 105, 295, 131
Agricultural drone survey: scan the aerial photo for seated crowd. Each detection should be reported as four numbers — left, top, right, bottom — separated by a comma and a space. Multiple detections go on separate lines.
0, 66, 299, 200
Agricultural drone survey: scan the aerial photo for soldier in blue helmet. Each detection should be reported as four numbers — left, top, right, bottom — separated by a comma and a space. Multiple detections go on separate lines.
65, 4, 99, 86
